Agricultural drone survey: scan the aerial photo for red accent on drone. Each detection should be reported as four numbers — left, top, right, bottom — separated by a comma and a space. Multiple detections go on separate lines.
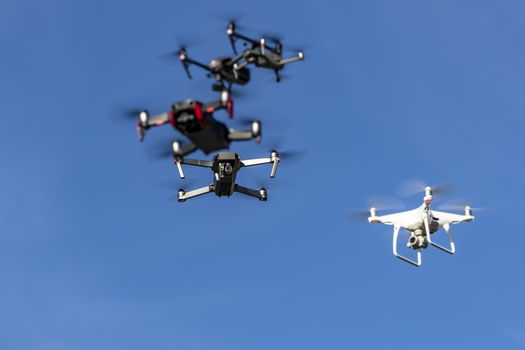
227, 98, 234, 118
168, 111, 176, 127
206, 107, 215, 114
194, 103, 203, 122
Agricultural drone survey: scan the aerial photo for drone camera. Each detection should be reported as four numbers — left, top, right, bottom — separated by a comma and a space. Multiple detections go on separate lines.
407, 233, 427, 249
224, 163, 233, 175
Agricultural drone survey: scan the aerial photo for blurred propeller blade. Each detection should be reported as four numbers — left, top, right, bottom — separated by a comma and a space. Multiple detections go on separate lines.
145, 135, 177, 161
366, 195, 406, 211
346, 210, 371, 221
436, 198, 486, 212
347, 196, 405, 222
396, 179, 454, 198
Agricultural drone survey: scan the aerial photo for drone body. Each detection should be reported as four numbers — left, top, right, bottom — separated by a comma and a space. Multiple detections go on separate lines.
368, 187, 475, 267
174, 151, 280, 202
178, 48, 251, 89
227, 22, 305, 82
136, 90, 261, 158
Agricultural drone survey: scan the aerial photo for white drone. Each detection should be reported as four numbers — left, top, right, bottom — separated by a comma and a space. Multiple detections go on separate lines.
368, 186, 475, 267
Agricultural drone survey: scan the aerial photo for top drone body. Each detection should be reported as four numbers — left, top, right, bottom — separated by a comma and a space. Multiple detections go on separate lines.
135, 90, 261, 158
227, 22, 305, 82
368, 186, 475, 267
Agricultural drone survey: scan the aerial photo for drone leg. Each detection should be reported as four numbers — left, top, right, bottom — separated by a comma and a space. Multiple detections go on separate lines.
274, 69, 281, 82
178, 185, 213, 202
392, 226, 422, 267
423, 216, 456, 254
235, 184, 267, 201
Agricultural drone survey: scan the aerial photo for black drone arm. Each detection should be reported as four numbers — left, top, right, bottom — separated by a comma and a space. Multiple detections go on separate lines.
136, 111, 170, 142
203, 90, 233, 118
173, 157, 213, 179
179, 50, 211, 79
240, 151, 280, 178
229, 32, 260, 51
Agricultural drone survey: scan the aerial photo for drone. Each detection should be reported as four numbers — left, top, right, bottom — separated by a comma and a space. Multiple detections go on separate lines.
226, 21, 305, 82
178, 47, 251, 90
135, 89, 261, 158
368, 186, 475, 267
174, 151, 280, 202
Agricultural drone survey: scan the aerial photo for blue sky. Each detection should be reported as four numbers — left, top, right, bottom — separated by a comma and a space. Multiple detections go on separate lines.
1, 0, 525, 349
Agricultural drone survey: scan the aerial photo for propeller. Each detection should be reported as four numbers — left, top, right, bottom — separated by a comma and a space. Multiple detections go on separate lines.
121, 108, 144, 121
395, 179, 454, 198
145, 135, 177, 161
436, 199, 485, 212
264, 138, 305, 162
157, 179, 199, 202
347, 196, 406, 221
159, 33, 206, 62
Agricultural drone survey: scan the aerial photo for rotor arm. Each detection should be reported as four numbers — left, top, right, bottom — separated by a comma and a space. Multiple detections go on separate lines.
203, 90, 233, 117
235, 184, 267, 201
227, 129, 254, 141
229, 51, 249, 65
230, 32, 260, 48
173, 158, 213, 179
233, 59, 250, 73
178, 185, 213, 202
279, 51, 305, 65
136, 111, 170, 141
179, 50, 212, 79
240, 151, 280, 178
184, 56, 211, 71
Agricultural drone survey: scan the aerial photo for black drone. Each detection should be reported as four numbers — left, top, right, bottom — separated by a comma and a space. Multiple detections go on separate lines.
176, 22, 305, 87
135, 89, 261, 158
226, 21, 305, 82
174, 151, 280, 202
178, 47, 251, 91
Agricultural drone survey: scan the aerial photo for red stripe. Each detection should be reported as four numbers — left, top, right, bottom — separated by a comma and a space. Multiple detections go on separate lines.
168, 111, 176, 126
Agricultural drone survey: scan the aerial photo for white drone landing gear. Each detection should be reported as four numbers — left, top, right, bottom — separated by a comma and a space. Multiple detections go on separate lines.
423, 215, 456, 254
392, 226, 422, 267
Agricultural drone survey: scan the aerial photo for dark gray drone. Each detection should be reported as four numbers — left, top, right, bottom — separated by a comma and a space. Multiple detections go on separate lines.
175, 22, 305, 88
135, 89, 261, 158
174, 151, 280, 202
177, 47, 251, 91
226, 21, 305, 82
